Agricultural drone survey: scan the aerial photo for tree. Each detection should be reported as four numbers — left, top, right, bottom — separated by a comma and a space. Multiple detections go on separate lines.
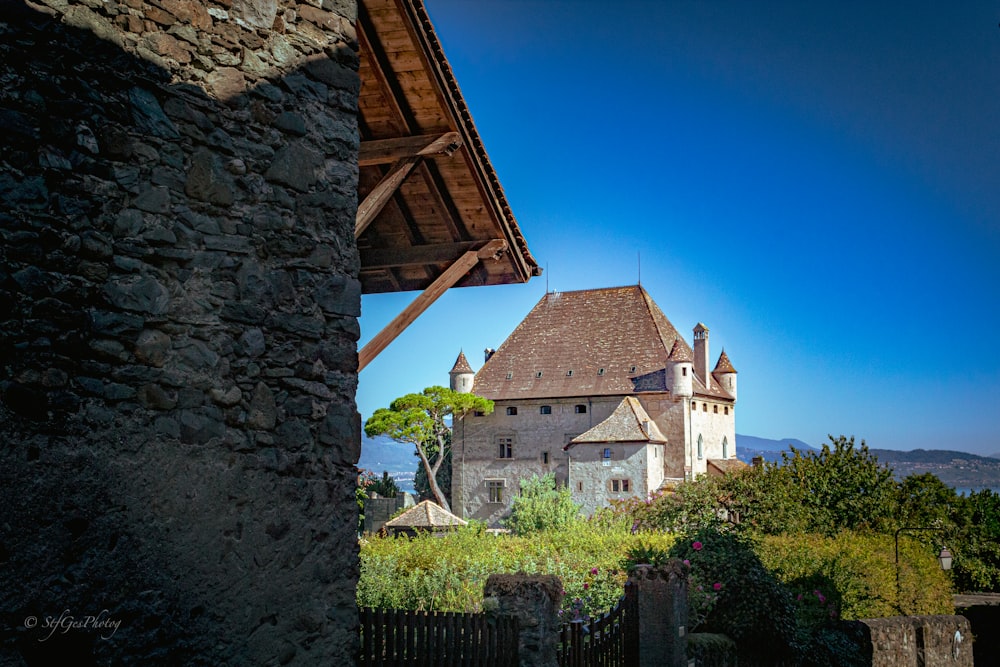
415, 429, 451, 506
364, 386, 492, 512
779, 435, 897, 534
503, 473, 581, 535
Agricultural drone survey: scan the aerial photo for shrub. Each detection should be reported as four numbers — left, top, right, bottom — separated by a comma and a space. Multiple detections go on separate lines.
357, 518, 674, 616
503, 473, 581, 535
756, 532, 953, 619
669, 527, 802, 663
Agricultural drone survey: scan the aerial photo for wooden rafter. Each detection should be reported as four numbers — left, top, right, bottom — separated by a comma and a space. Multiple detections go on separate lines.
359, 131, 462, 166
360, 241, 482, 270
355, 157, 419, 238
358, 239, 507, 372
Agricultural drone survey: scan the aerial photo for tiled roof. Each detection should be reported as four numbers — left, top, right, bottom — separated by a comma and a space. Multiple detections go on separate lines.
383, 500, 467, 528
566, 397, 668, 448
450, 351, 474, 374
713, 349, 737, 374
707, 458, 748, 475
473, 286, 691, 400
473, 285, 734, 401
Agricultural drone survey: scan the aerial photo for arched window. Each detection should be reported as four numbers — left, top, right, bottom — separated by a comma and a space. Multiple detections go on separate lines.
697, 434, 703, 460
722, 436, 729, 459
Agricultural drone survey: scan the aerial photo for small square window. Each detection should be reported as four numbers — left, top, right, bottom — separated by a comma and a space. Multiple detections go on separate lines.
540, 405, 552, 415
575, 404, 587, 414
496, 437, 513, 459
505, 372, 512, 380
506, 406, 518, 416
474, 410, 485, 417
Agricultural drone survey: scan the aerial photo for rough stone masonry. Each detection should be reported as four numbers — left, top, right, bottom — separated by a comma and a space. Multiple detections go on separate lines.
0, 0, 363, 664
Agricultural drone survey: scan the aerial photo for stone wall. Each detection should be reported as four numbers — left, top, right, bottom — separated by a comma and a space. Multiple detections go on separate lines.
0, 0, 361, 664
852, 616, 973, 667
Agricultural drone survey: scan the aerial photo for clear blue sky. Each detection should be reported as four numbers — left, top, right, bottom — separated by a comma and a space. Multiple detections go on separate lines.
358, 1, 1000, 456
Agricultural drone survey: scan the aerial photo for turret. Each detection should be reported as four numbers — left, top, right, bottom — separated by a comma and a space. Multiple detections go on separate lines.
693, 323, 710, 389
667, 338, 693, 398
712, 349, 738, 400
449, 351, 475, 393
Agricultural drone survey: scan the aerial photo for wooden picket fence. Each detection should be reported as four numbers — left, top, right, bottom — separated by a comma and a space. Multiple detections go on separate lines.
557, 583, 638, 667
358, 607, 519, 667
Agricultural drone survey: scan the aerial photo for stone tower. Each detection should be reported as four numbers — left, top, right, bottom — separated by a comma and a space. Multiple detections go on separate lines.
693, 323, 710, 389
668, 338, 693, 397
713, 349, 738, 400
450, 351, 475, 393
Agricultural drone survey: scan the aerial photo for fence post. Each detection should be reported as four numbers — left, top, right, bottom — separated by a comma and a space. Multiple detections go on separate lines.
627, 561, 689, 667
484, 573, 563, 667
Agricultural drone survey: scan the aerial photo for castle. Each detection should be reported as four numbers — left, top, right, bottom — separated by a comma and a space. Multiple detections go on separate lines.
449, 285, 740, 523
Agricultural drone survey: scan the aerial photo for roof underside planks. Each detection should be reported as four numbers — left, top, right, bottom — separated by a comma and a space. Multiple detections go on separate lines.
356, 0, 540, 295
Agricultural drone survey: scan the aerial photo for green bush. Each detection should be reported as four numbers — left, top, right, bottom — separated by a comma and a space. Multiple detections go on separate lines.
669, 527, 802, 663
503, 473, 581, 535
756, 532, 953, 618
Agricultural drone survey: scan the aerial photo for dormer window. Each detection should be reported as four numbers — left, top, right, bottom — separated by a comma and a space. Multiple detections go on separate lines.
505, 372, 512, 380
629, 365, 637, 373
535, 371, 543, 378
597, 368, 605, 376
566, 370, 573, 377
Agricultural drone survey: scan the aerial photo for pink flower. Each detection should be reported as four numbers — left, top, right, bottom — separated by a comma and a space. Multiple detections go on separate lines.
817, 593, 826, 603
683, 559, 691, 567
797, 594, 803, 601
713, 582, 722, 591
583, 583, 590, 590
692, 541, 703, 551
590, 567, 599, 575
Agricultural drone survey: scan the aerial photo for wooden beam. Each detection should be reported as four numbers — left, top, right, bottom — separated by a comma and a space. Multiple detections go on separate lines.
358, 239, 507, 371
355, 157, 418, 238
360, 241, 481, 270
359, 132, 462, 166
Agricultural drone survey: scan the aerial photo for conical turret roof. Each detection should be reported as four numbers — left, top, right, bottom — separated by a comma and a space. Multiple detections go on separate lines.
667, 338, 693, 362
450, 351, 474, 374
713, 349, 737, 374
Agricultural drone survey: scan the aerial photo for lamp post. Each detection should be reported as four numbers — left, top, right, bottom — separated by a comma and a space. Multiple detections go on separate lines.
894, 527, 953, 614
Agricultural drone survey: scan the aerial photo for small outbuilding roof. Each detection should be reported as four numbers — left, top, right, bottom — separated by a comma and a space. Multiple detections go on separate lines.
383, 500, 467, 529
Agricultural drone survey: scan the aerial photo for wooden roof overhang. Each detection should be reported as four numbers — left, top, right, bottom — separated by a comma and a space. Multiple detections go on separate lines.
356, 0, 541, 370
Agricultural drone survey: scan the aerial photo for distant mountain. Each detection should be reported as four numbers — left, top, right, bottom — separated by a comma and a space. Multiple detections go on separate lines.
869, 448, 1000, 465
736, 435, 816, 452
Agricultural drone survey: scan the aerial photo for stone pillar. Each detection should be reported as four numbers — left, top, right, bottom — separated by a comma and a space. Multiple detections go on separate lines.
484, 574, 564, 667
628, 561, 689, 667
0, 1, 361, 665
